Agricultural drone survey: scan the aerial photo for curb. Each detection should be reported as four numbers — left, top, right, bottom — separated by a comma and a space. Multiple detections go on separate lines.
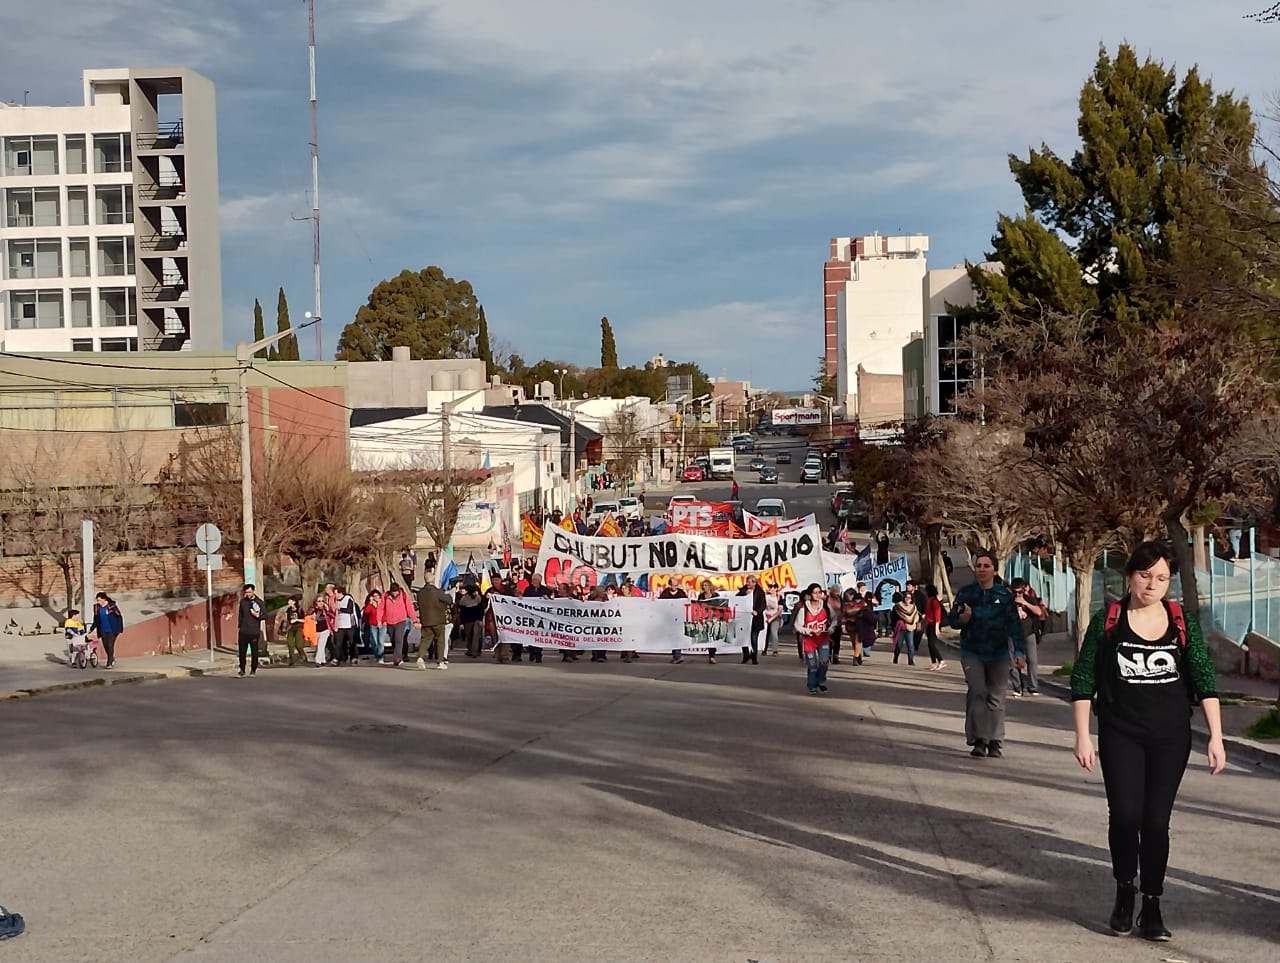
0, 671, 168, 701
939, 635, 1280, 774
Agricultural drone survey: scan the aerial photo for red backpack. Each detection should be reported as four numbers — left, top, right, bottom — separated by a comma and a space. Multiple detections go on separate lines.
1103, 599, 1186, 647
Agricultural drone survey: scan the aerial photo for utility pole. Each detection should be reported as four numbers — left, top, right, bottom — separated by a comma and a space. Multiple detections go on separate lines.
307, 0, 322, 360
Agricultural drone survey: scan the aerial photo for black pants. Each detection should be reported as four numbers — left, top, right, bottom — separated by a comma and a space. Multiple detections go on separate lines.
925, 622, 942, 664
237, 634, 260, 674
99, 631, 118, 665
334, 626, 357, 663
830, 623, 842, 660
1098, 721, 1191, 896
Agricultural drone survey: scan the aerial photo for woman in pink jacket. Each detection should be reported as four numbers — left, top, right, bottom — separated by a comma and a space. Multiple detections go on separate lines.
381, 582, 418, 666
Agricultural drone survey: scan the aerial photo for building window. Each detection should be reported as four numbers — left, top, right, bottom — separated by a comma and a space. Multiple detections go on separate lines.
93, 133, 131, 174
98, 288, 136, 327
67, 187, 89, 226
65, 135, 87, 175
935, 314, 975, 415
94, 185, 133, 225
99, 337, 137, 352
71, 339, 94, 352
3, 136, 58, 175
70, 289, 92, 328
174, 389, 230, 427
68, 238, 91, 277
6, 290, 63, 329
97, 238, 135, 277
7, 239, 63, 279
4, 187, 59, 227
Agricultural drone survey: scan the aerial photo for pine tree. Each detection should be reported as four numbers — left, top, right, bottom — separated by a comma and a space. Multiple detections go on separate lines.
276, 288, 299, 361
252, 298, 267, 359
476, 305, 494, 378
971, 42, 1261, 338
600, 316, 619, 368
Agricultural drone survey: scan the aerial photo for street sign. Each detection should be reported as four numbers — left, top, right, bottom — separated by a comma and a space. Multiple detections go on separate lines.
196, 553, 223, 571
195, 523, 222, 554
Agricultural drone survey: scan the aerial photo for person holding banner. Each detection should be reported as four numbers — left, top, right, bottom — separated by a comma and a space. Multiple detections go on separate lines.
660, 583, 688, 663
763, 583, 782, 656
793, 583, 832, 694
697, 578, 719, 664
736, 575, 765, 664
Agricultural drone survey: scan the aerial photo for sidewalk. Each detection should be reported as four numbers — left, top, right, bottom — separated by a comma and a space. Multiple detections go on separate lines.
939, 628, 1280, 771
0, 649, 241, 700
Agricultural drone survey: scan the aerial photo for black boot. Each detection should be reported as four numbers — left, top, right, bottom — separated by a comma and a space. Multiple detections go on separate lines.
1136, 895, 1171, 942
1108, 881, 1135, 936
741, 649, 750, 664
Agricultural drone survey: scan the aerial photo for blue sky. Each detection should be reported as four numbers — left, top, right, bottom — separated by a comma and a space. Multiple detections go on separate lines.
3, 1, 1277, 389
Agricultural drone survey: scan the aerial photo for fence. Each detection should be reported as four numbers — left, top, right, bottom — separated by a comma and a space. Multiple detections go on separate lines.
1007, 534, 1280, 648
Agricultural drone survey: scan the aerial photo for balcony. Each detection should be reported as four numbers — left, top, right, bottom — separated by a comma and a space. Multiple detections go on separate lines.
136, 121, 184, 152
141, 277, 188, 303
137, 229, 187, 253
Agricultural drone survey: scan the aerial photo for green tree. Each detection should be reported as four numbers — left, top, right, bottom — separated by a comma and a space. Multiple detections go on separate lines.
275, 287, 299, 361
971, 43, 1260, 337
476, 305, 495, 379
252, 299, 267, 359
600, 316, 619, 368
335, 266, 481, 361
812, 356, 835, 399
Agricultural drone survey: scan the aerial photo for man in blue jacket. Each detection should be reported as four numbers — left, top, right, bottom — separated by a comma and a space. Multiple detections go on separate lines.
947, 550, 1025, 758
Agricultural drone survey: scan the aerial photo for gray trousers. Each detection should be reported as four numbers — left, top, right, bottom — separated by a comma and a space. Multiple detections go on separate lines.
387, 620, 409, 662
961, 655, 1010, 746
765, 619, 781, 654
1010, 635, 1038, 693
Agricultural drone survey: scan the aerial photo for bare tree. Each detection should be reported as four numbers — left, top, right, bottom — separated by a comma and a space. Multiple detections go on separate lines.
5, 436, 155, 608
602, 404, 645, 486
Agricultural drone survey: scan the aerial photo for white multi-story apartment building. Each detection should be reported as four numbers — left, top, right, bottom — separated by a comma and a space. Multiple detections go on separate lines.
828, 232, 928, 417
0, 67, 221, 353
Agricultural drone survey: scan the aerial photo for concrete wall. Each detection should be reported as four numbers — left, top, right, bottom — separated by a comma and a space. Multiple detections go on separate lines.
0, 549, 243, 607
346, 356, 487, 410
855, 366, 904, 426
111, 588, 240, 658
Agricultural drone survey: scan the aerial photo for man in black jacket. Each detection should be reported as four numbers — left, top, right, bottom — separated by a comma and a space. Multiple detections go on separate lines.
237, 584, 265, 677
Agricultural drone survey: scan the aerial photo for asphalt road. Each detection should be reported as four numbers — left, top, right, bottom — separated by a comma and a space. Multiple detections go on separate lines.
2, 645, 1276, 962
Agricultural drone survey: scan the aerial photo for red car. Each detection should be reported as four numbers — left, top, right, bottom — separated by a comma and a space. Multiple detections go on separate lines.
680, 464, 705, 482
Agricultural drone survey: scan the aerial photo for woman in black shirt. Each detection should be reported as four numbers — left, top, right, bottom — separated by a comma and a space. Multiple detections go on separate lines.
1070, 541, 1225, 942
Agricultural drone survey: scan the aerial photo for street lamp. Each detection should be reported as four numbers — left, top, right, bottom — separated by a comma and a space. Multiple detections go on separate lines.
553, 367, 568, 401
237, 326, 300, 586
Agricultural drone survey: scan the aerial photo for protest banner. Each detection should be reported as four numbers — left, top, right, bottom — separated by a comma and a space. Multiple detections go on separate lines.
868, 556, 910, 611
488, 595, 751, 654
668, 500, 736, 536
742, 511, 817, 537
536, 523, 826, 593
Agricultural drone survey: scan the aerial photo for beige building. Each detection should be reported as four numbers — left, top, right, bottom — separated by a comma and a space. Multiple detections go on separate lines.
827, 233, 929, 416
921, 263, 1000, 416
1, 67, 222, 353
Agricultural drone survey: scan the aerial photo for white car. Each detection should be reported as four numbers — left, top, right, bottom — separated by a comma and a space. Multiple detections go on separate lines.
800, 463, 822, 484
754, 498, 787, 518
587, 501, 620, 525
617, 496, 642, 519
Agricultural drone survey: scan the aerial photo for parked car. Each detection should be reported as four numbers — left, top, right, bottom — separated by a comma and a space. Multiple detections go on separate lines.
748, 455, 766, 471
587, 501, 620, 526
758, 466, 779, 484
681, 464, 705, 483
617, 496, 642, 519
830, 488, 854, 514
754, 497, 787, 518
775, 450, 792, 464
800, 462, 822, 484
668, 494, 697, 510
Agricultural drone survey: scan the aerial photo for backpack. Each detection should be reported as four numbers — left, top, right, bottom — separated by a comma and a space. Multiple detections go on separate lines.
1103, 599, 1186, 648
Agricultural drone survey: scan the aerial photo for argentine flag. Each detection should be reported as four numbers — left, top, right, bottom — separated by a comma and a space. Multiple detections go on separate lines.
436, 550, 459, 588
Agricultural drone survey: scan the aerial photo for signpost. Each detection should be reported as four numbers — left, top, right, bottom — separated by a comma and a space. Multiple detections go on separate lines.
195, 524, 222, 663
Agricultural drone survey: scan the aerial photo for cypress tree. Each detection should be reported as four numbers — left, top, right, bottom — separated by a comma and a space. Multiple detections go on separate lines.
252, 298, 268, 359
600, 316, 619, 368
276, 287, 299, 361
476, 305, 495, 378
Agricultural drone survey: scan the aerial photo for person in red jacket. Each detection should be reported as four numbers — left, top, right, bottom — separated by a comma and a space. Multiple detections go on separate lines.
362, 590, 386, 663
924, 583, 946, 670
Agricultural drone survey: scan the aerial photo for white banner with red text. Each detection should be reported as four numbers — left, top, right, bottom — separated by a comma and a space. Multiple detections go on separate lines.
488, 595, 752, 653
535, 524, 827, 594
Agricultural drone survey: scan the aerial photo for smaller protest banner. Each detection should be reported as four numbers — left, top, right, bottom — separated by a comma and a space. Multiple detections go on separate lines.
521, 513, 543, 549
668, 501, 736, 536
488, 595, 750, 654
868, 556, 910, 611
